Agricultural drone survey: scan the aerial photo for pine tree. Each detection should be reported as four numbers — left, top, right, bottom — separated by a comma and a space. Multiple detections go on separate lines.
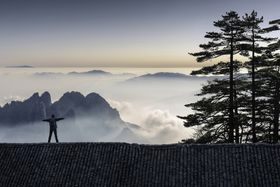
257, 19, 280, 143
179, 61, 251, 143
189, 11, 245, 143
181, 12, 280, 144
241, 11, 275, 142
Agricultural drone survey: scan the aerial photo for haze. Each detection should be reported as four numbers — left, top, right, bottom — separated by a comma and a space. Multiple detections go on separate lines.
0, 67, 207, 143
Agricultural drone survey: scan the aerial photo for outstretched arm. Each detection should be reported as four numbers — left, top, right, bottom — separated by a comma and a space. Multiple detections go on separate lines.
56, 118, 64, 121
42, 119, 50, 122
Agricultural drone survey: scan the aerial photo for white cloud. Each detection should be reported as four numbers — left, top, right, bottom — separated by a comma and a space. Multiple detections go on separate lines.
140, 109, 194, 144
107, 99, 134, 116
142, 109, 178, 128
107, 99, 194, 144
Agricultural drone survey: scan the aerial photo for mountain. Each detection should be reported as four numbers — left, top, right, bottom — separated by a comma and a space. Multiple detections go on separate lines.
140, 72, 188, 78
0, 91, 131, 129
0, 92, 50, 125
33, 70, 135, 77
126, 72, 191, 82
141, 72, 189, 78
0, 92, 147, 143
68, 70, 112, 76
126, 72, 224, 82
5, 65, 34, 68
68, 70, 136, 77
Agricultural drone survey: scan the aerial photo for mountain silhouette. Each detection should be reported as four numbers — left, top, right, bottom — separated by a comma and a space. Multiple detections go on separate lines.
134, 72, 188, 79
34, 70, 135, 77
0, 91, 147, 142
125, 72, 224, 83
68, 70, 112, 76
126, 72, 193, 82
5, 65, 34, 68
0, 91, 131, 128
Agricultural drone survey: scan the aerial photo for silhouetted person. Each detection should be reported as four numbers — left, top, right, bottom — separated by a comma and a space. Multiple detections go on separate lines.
43, 114, 64, 143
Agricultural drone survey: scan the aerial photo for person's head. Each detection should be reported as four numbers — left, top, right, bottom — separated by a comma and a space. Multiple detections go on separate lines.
51, 114, 55, 118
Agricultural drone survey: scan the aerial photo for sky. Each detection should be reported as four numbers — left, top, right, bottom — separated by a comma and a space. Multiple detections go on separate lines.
0, 0, 279, 67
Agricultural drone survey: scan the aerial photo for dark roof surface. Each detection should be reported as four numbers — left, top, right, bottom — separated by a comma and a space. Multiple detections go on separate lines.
0, 143, 280, 187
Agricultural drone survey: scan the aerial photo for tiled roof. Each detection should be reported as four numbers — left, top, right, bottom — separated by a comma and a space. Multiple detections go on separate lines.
0, 143, 279, 187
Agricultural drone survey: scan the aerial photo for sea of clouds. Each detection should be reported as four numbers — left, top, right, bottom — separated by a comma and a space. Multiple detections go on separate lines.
0, 67, 208, 144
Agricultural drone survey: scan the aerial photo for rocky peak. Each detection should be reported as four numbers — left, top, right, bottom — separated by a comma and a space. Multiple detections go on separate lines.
40, 92, 51, 107
85, 93, 109, 107
59, 92, 85, 105
27, 92, 40, 102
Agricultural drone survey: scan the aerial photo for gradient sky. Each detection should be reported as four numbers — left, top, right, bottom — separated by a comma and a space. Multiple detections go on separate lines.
0, 0, 279, 67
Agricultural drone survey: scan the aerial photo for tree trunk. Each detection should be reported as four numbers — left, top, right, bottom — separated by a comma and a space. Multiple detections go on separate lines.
251, 28, 257, 143
229, 35, 234, 143
234, 87, 239, 143
273, 79, 280, 143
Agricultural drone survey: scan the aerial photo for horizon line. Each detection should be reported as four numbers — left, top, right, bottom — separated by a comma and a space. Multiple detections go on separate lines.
2, 65, 202, 68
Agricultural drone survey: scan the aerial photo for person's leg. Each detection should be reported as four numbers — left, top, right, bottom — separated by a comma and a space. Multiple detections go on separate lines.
54, 129, 59, 143
48, 129, 53, 143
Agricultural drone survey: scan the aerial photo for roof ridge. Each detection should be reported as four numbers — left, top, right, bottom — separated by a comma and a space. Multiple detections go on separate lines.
0, 142, 279, 149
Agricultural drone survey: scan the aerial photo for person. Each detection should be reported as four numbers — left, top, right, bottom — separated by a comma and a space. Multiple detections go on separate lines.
42, 114, 64, 143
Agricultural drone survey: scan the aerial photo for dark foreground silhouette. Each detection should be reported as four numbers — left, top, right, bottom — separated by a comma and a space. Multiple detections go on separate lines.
42, 115, 64, 143
0, 143, 279, 186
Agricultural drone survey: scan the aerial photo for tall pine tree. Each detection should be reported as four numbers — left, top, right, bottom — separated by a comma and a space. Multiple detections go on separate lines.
259, 19, 280, 143
189, 11, 245, 143
241, 11, 275, 142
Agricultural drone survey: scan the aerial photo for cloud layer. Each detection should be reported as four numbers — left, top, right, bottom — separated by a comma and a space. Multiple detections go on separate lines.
0, 68, 204, 144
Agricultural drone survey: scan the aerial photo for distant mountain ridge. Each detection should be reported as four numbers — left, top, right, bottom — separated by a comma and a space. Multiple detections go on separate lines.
33, 70, 220, 81
143, 72, 188, 78
34, 70, 135, 77
68, 70, 112, 76
126, 72, 191, 82
126, 72, 225, 82
5, 65, 34, 68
